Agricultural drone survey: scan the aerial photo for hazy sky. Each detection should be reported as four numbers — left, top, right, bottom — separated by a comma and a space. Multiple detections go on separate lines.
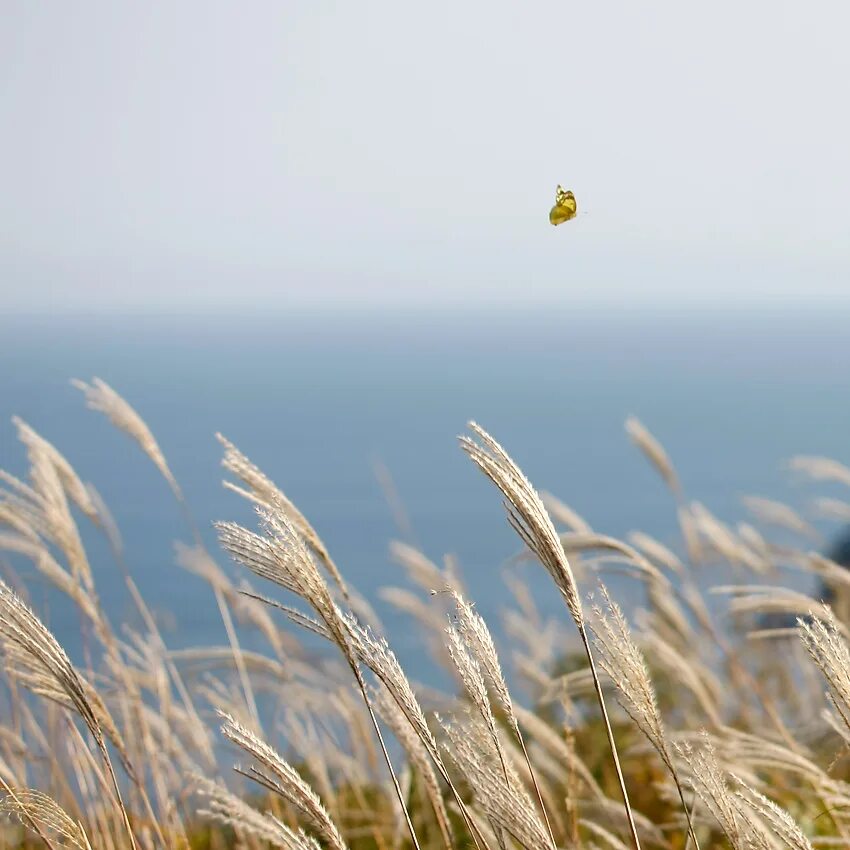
2, 2, 849, 314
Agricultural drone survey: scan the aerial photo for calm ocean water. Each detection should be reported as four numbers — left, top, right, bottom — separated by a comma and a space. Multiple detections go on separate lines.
2, 309, 849, 677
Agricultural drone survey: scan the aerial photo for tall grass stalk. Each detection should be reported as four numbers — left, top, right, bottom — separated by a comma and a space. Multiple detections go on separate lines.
460, 422, 643, 850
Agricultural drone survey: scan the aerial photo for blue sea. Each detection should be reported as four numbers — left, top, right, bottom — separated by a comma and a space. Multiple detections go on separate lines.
2, 308, 849, 679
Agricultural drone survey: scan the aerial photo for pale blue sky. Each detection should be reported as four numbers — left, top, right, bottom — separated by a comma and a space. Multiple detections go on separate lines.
2, 1, 849, 314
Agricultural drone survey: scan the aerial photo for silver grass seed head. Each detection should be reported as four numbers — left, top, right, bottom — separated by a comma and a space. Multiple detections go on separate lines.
460, 422, 583, 627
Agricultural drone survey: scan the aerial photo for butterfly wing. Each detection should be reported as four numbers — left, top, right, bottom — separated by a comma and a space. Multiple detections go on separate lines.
549, 204, 571, 225
549, 187, 577, 225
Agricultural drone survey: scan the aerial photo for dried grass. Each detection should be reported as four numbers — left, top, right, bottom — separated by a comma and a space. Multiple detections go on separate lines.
461, 422, 643, 850
2, 391, 845, 850
0, 786, 92, 850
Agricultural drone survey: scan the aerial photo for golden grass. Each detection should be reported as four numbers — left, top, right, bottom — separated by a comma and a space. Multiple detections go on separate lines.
3, 379, 850, 850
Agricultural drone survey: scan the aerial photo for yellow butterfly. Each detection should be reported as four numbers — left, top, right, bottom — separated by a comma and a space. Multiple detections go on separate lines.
549, 185, 577, 225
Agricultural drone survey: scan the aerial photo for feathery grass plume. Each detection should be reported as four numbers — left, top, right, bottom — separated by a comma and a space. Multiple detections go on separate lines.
218, 433, 348, 598
736, 523, 772, 567
0, 787, 92, 850
72, 378, 180, 499
644, 580, 696, 652
0, 467, 42, 511
11, 418, 99, 524
589, 583, 699, 848
8, 432, 95, 594
196, 775, 323, 850
741, 495, 820, 541
811, 498, 850, 522
0, 502, 41, 544
537, 667, 596, 707
557, 533, 669, 588
219, 712, 348, 850
344, 585, 386, 634
0, 580, 137, 850
373, 456, 416, 543
579, 798, 667, 847
805, 554, 850, 628
625, 416, 701, 561
442, 711, 550, 850
625, 416, 680, 495
508, 639, 558, 698
445, 622, 508, 783
447, 592, 514, 729
460, 422, 642, 850
540, 493, 593, 533
503, 573, 543, 633
675, 732, 772, 850
579, 819, 631, 850
680, 581, 715, 637
84, 483, 123, 555
217, 507, 358, 705
168, 645, 288, 684
690, 503, 765, 572
627, 531, 685, 577
799, 608, 850, 738
589, 587, 667, 754
391, 541, 459, 594
217, 521, 302, 595
733, 777, 814, 850
0, 580, 102, 748
788, 456, 850, 487
445, 589, 556, 848
719, 587, 840, 634
459, 423, 582, 623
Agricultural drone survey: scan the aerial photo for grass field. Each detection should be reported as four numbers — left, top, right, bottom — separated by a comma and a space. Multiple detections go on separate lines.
2, 378, 850, 850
